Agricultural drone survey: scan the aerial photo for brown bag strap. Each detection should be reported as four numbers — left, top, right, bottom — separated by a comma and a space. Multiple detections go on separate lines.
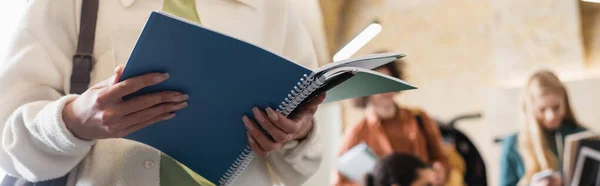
70, 0, 99, 94
414, 111, 435, 162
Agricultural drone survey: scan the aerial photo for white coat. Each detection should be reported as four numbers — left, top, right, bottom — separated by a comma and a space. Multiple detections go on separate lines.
0, 0, 322, 185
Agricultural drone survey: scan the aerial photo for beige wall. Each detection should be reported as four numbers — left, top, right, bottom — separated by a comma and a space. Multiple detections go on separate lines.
325, 0, 596, 185
339, 0, 494, 127
581, 1, 600, 69
491, 0, 586, 87
319, 0, 348, 55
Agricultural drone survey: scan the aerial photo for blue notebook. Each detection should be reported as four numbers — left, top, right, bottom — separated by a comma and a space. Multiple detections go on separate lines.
119, 11, 415, 185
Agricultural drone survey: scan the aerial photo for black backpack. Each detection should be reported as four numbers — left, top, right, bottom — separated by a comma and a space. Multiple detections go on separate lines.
1, 0, 98, 185
415, 112, 488, 186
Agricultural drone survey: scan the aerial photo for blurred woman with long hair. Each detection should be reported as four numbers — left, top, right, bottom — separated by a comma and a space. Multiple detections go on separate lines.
500, 70, 586, 186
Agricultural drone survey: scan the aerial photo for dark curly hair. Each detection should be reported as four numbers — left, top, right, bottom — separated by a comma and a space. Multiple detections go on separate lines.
365, 153, 428, 186
353, 51, 406, 108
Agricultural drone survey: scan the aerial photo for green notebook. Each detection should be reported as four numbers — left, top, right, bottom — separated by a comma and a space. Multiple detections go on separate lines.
307, 53, 416, 104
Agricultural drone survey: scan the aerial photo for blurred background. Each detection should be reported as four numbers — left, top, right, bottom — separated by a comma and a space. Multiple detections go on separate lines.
2, 0, 600, 186
292, 0, 600, 185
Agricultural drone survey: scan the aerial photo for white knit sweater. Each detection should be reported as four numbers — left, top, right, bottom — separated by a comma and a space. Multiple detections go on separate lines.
0, 0, 322, 185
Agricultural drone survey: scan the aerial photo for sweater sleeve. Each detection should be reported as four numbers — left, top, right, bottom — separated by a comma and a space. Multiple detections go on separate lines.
499, 135, 520, 186
0, 0, 95, 181
262, 2, 322, 185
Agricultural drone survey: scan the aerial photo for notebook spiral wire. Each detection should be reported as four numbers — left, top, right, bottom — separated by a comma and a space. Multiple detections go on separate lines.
219, 147, 253, 185
277, 74, 324, 116
218, 74, 324, 186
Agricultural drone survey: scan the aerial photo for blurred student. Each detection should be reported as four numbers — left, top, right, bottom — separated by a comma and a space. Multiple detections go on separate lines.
0, 0, 324, 185
334, 58, 449, 186
365, 153, 436, 186
500, 70, 586, 186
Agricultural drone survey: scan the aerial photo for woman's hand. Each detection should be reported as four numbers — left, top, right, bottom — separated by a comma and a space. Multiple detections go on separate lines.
531, 173, 562, 186
243, 93, 326, 157
432, 161, 446, 186
63, 66, 189, 140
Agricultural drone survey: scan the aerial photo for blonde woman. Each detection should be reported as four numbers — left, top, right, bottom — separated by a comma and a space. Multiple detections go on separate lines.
499, 70, 586, 186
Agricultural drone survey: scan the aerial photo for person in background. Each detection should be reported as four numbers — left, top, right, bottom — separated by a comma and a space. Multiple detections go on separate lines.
0, 0, 324, 185
500, 70, 586, 186
333, 56, 449, 186
365, 153, 436, 186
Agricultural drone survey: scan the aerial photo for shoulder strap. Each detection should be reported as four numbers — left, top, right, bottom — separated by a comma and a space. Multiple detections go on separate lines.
411, 108, 425, 132
413, 110, 436, 162
70, 0, 99, 94
415, 113, 424, 131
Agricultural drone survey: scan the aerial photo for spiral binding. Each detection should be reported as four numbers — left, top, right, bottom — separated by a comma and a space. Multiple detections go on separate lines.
218, 74, 326, 185
219, 147, 254, 185
276, 74, 325, 116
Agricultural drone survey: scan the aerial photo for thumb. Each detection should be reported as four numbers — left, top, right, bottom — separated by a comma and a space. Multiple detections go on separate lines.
310, 93, 327, 107
317, 93, 327, 103
93, 65, 125, 88
111, 65, 125, 85
303, 93, 327, 114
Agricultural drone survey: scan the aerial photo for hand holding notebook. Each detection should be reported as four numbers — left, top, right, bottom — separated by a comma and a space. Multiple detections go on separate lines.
62, 66, 188, 140
244, 93, 326, 157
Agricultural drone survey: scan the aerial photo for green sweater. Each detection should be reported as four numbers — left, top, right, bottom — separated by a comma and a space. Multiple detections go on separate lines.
499, 121, 585, 186
160, 154, 215, 186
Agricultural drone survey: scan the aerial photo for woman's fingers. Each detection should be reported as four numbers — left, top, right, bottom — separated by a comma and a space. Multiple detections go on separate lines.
266, 108, 299, 134
298, 93, 326, 114
432, 161, 444, 171
243, 116, 282, 153
111, 65, 125, 85
532, 179, 550, 186
242, 97, 326, 156
252, 107, 291, 143
306, 93, 326, 109
116, 91, 188, 116
112, 101, 187, 131
100, 72, 170, 103
247, 132, 267, 157
119, 112, 176, 137
550, 173, 561, 186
